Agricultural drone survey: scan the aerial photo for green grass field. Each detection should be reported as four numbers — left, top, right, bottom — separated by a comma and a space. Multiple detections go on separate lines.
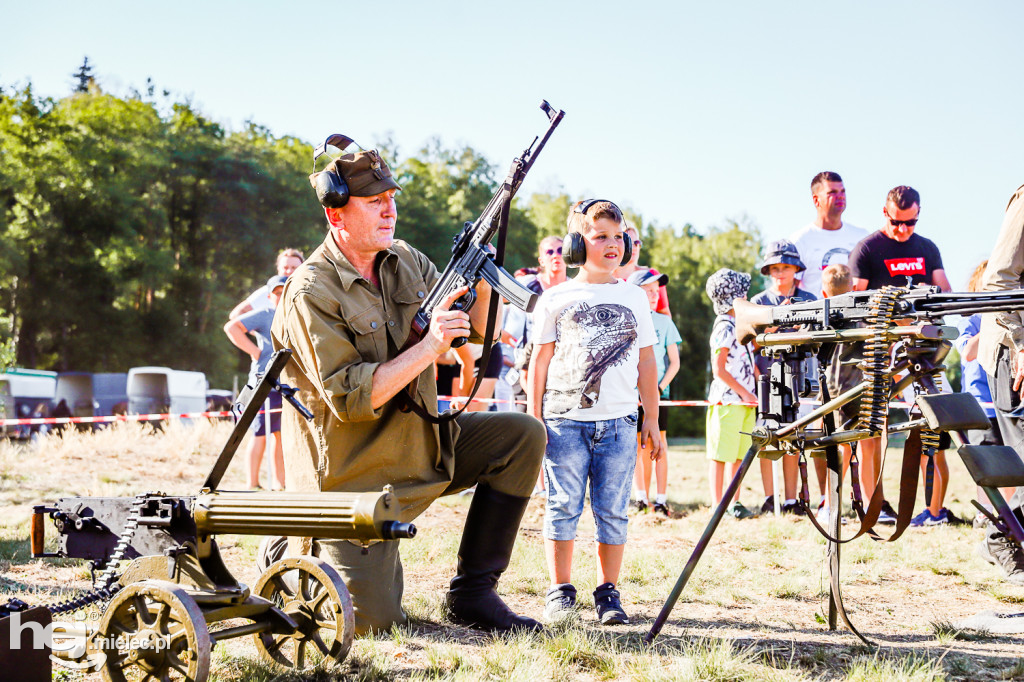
2, 422, 1023, 681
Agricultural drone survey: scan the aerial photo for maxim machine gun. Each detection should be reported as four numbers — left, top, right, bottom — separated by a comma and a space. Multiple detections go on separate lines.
16, 350, 416, 680
647, 284, 1024, 645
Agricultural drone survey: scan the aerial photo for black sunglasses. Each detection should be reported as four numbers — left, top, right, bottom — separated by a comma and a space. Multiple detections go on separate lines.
886, 211, 918, 228
545, 247, 563, 256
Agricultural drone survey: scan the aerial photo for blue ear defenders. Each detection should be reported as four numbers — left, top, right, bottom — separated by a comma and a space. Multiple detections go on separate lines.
311, 134, 356, 208
563, 199, 633, 268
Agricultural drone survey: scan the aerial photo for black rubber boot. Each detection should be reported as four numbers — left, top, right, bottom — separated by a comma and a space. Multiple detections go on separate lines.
445, 484, 543, 633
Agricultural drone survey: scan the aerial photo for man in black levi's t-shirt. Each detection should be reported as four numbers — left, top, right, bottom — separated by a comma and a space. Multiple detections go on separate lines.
849, 185, 951, 291
848, 185, 954, 528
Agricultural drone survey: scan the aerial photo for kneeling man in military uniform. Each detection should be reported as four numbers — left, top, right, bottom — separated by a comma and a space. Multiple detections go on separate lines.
268, 146, 545, 634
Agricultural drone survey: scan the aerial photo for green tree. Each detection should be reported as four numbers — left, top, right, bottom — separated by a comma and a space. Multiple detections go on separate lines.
0, 79, 321, 387
393, 140, 542, 274
643, 219, 762, 435
72, 57, 96, 93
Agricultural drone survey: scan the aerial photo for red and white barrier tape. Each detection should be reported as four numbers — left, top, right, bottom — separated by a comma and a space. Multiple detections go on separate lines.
1, 395, 994, 428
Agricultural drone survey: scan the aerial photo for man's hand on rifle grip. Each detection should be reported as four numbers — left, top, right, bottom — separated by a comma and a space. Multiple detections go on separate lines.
1013, 348, 1024, 400
424, 286, 472, 356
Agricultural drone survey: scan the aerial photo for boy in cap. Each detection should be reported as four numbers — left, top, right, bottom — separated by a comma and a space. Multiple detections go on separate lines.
224, 274, 289, 490
751, 240, 817, 515
529, 200, 663, 625
627, 268, 681, 516
705, 268, 757, 518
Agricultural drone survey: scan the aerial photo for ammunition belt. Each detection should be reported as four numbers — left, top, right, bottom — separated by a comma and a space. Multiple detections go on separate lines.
857, 286, 900, 433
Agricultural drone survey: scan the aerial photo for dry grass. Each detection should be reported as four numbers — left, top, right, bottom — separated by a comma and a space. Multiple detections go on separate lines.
3, 423, 1024, 681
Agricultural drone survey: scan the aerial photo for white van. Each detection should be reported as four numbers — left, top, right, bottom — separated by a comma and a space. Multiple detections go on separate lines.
126, 367, 208, 425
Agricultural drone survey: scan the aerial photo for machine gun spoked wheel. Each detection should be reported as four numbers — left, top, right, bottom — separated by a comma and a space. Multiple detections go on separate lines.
91, 580, 211, 682
22, 350, 414, 681
646, 283, 1024, 646
252, 557, 354, 671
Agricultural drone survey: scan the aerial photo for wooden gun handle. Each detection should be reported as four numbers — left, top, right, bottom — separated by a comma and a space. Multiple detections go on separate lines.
734, 298, 775, 345
31, 509, 45, 557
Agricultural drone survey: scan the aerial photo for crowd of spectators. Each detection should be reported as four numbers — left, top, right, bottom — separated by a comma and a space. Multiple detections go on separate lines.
224, 170, 1024, 607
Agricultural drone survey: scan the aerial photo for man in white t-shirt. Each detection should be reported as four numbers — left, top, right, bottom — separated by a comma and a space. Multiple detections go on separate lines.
229, 248, 305, 319
788, 171, 869, 519
789, 172, 867, 298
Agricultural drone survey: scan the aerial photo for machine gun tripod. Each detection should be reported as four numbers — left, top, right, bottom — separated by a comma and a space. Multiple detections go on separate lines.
647, 284, 1024, 646
22, 350, 416, 680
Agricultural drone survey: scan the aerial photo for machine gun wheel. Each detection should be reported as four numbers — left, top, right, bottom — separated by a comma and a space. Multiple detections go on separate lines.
95, 580, 211, 682
253, 556, 355, 671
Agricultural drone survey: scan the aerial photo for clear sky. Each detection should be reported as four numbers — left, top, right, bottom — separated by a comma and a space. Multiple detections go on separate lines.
3, 1, 1022, 288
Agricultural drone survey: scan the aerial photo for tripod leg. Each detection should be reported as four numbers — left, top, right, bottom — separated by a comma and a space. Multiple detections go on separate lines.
825, 443, 841, 631
645, 443, 760, 645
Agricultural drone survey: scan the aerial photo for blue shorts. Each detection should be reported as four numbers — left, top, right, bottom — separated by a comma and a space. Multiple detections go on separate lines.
542, 414, 638, 545
249, 390, 282, 436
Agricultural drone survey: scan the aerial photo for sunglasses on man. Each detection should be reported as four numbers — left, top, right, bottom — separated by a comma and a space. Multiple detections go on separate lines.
886, 212, 918, 228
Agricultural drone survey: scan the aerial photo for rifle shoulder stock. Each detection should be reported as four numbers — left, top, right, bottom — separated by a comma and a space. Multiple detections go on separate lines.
734, 298, 774, 345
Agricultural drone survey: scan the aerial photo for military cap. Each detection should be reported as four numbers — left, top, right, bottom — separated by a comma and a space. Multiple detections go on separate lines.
310, 149, 401, 202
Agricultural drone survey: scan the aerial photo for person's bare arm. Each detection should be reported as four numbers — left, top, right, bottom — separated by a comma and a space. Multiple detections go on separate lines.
637, 346, 664, 460
527, 342, 554, 421
963, 334, 981, 362
453, 344, 478, 396
931, 269, 952, 293
229, 300, 253, 320
852, 278, 870, 291
712, 349, 756, 403
369, 286, 473, 409
224, 319, 260, 361
660, 343, 680, 394
466, 279, 503, 343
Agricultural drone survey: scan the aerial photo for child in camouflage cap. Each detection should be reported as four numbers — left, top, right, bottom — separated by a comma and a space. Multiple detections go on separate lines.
704, 268, 756, 519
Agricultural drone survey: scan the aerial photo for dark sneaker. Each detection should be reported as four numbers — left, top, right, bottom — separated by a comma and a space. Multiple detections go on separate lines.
633, 499, 648, 513
759, 495, 775, 516
877, 500, 897, 526
593, 582, 630, 625
727, 501, 754, 520
938, 508, 967, 526
544, 583, 578, 622
910, 509, 934, 527
652, 502, 670, 517
924, 509, 951, 526
978, 534, 1024, 585
781, 500, 803, 516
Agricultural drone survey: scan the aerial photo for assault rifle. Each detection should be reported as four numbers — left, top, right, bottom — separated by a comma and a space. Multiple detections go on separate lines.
407, 100, 564, 348
649, 284, 1024, 646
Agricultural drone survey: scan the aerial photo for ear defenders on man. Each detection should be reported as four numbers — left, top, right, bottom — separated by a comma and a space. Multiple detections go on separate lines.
562, 199, 632, 268
310, 134, 356, 208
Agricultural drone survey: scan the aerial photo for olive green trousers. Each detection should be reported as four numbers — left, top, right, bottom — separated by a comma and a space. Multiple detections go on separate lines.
264, 410, 545, 635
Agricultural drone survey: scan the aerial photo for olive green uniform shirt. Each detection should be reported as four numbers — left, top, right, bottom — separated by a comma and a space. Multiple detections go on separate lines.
272, 233, 476, 524
979, 183, 1024, 376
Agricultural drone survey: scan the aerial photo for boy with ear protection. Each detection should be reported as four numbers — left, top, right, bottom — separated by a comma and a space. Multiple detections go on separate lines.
528, 199, 664, 625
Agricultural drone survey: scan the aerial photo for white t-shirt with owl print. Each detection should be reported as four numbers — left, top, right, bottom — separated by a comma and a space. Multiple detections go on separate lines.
532, 279, 656, 421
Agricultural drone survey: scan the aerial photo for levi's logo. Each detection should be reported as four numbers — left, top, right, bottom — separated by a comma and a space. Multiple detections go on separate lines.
884, 257, 926, 277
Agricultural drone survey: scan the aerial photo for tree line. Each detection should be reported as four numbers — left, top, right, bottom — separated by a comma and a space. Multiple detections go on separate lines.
0, 68, 761, 434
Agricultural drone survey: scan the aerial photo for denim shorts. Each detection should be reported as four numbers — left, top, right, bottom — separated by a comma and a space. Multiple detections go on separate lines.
249, 390, 282, 436
542, 413, 638, 545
